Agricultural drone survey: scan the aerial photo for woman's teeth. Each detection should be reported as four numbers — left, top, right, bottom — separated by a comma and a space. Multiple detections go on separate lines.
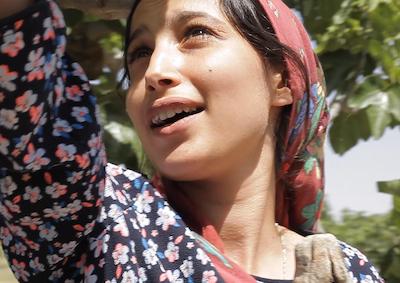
152, 106, 198, 126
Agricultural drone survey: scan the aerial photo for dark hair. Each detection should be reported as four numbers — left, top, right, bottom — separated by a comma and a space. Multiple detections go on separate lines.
122, 0, 309, 165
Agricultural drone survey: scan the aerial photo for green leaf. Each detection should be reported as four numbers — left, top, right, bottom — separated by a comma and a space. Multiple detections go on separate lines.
388, 85, 400, 121
329, 110, 371, 154
366, 105, 392, 138
347, 76, 389, 110
378, 179, 400, 197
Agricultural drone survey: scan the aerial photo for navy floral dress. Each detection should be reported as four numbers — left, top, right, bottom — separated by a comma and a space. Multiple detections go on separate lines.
0, 0, 385, 282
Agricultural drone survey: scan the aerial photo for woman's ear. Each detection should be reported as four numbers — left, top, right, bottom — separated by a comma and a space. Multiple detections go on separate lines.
271, 73, 293, 107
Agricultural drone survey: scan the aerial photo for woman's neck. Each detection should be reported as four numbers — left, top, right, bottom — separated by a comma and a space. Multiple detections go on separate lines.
169, 145, 290, 278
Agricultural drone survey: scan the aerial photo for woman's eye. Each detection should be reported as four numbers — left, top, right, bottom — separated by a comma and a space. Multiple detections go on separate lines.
128, 46, 152, 63
184, 26, 212, 40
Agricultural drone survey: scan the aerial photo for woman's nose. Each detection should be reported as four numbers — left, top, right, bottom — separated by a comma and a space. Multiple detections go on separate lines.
144, 47, 181, 93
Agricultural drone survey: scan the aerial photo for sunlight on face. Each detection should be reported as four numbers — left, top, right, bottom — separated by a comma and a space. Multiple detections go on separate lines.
125, 0, 281, 181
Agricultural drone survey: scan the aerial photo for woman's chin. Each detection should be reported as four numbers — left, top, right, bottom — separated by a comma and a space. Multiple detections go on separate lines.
155, 158, 210, 182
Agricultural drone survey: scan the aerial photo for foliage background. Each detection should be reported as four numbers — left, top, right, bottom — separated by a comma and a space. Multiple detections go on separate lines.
1, 0, 399, 281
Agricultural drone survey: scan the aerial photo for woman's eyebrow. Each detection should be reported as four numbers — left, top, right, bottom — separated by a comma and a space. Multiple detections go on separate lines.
172, 11, 226, 27
127, 25, 150, 50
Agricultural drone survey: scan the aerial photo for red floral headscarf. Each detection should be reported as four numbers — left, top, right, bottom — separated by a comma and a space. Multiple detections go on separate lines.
259, 0, 329, 235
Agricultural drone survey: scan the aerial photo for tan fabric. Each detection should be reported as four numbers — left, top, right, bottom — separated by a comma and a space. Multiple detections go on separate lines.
294, 234, 351, 283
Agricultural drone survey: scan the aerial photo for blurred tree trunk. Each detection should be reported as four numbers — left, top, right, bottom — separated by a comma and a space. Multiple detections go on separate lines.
59, 0, 133, 19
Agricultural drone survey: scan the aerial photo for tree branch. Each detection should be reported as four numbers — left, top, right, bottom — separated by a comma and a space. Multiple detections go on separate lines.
58, 0, 134, 19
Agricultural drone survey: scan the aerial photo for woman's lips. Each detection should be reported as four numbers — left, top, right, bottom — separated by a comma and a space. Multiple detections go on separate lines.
148, 97, 205, 128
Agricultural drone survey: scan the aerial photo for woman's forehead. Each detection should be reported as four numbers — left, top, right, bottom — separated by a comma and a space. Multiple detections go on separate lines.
132, 0, 223, 31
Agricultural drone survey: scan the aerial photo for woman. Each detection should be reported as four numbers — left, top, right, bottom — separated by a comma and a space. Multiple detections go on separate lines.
0, 0, 383, 282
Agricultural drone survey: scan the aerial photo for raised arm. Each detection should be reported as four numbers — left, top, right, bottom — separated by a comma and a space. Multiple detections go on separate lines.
0, 1, 106, 281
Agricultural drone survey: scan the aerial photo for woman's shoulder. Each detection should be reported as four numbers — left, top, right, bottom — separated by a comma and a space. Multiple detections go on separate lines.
339, 241, 384, 283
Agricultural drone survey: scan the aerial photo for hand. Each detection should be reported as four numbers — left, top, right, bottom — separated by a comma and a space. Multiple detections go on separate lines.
0, 0, 34, 20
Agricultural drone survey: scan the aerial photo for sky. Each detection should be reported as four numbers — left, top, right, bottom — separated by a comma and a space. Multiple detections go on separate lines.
324, 127, 399, 218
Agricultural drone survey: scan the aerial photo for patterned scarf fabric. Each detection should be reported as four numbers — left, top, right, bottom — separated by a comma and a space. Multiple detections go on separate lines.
258, 0, 329, 235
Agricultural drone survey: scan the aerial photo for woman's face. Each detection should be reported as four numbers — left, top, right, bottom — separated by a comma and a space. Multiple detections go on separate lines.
126, 0, 291, 181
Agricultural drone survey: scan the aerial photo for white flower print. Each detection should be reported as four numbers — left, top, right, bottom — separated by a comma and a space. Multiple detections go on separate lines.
113, 216, 130, 237
112, 243, 130, 265
29, 257, 45, 272
45, 182, 68, 198
0, 109, 18, 129
84, 265, 98, 283
164, 241, 179, 263
202, 270, 218, 283
196, 248, 210, 265
60, 241, 77, 257
155, 206, 177, 231
0, 135, 9, 155
142, 240, 158, 266
52, 119, 72, 137
121, 270, 138, 283
38, 224, 58, 241
180, 259, 194, 278
23, 186, 42, 203
0, 176, 17, 196
56, 143, 76, 162
137, 213, 150, 228
134, 191, 154, 213
71, 106, 90, 122
24, 48, 45, 81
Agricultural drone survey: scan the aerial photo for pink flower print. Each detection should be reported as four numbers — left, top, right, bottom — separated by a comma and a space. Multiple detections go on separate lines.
29, 103, 43, 124
164, 241, 180, 263
0, 109, 18, 129
38, 224, 58, 241
112, 243, 130, 265
156, 206, 177, 231
22, 186, 42, 203
55, 144, 77, 162
0, 176, 17, 196
1, 30, 25, 57
24, 48, 45, 81
0, 135, 9, 155
11, 259, 29, 282
202, 270, 218, 283
45, 182, 68, 198
66, 85, 84, 102
52, 119, 72, 137
0, 65, 18, 91
23, 143, 50, 171
15, 90, 38, 112
43, 17, 55, 40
